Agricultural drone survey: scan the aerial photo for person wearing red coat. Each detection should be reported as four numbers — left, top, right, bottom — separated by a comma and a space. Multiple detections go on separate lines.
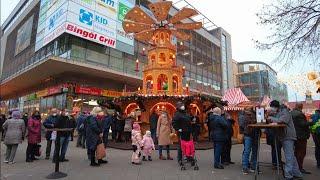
26, 111, 42, 162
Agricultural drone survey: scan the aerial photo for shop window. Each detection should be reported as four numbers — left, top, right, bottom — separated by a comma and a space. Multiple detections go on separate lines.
157, 74, 168, 91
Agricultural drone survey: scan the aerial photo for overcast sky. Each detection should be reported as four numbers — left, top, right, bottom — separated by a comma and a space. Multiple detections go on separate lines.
1, 0, 319, 102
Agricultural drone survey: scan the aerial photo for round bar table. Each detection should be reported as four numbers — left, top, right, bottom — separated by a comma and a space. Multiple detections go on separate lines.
45, 128, 74, 179
248, 123, 286, 180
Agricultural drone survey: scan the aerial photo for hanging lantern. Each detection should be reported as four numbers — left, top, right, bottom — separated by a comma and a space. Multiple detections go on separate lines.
307, 71, 318, 80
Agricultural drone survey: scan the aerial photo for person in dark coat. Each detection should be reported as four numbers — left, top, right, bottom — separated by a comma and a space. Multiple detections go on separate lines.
149, 111, 159, 143
22, 113, 28, 131
26, 111, 41, 162
291, 103, 314, 174
76, 112, 87, 148
86, 107, 103, 166
191, 113, 200, 142
103, 112, 113, 147
172, 101, 191, 164
208, 107, 227, 169
111, 112, 117, 141
53, 109, 74, 162
115, 112, 125, 142
43, 108, 59, 160
0, 114, 6, 141
221, 113, 235, 165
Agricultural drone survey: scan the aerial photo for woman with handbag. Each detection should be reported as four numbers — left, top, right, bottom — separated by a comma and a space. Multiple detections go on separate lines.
26, 110, 42, 162
157, 111, 174, 160
86, 107, 106, 166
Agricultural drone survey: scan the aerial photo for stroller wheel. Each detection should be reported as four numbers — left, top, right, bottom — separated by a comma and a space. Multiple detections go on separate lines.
181, 166, 186, 170
194, 166, 199, 170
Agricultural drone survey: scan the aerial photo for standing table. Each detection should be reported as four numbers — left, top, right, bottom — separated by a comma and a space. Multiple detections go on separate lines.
45, 128, 74, 179
248, 123, 286, 180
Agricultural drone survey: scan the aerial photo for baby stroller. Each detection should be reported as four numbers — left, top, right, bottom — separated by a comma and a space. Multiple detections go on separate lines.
179, 136, 199, 171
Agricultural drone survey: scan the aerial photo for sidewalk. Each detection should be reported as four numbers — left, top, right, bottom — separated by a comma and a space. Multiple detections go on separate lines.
1, 138, 319, 180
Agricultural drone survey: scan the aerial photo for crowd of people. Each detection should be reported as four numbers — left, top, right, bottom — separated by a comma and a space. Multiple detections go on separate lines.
0, 100, 320, 180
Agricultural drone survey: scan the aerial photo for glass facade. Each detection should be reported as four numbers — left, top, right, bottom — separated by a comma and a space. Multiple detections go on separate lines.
1, 0, 225, 103
237, 62, 288, 102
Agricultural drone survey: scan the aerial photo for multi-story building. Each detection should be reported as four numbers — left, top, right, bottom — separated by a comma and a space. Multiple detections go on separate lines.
0, 0, 233, 113
236, 61, 288, 102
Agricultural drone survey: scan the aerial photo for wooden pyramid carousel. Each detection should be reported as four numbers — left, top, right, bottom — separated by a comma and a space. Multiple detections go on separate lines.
102, 1, 225, 140
123, 0, 202, 96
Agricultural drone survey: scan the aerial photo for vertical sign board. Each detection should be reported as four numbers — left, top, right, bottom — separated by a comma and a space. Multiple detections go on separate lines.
35, 0, 135, 54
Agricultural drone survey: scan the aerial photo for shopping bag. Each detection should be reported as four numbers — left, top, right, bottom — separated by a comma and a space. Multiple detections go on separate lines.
96, 143, 106, 159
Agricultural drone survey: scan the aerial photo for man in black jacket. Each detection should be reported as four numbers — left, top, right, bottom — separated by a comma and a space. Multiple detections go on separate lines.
291, 103, 313, 174
43, 108, 59, 159
54, 109, 75, 162
172, 101, 191, 164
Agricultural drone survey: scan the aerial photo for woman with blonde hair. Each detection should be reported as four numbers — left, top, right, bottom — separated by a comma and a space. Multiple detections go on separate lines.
86, 106, 104, 166
157, 111, 174, 160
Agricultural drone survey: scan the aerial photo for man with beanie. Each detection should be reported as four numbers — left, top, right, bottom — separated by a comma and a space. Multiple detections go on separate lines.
267, 100, 302, 180
172, 101, 191, 165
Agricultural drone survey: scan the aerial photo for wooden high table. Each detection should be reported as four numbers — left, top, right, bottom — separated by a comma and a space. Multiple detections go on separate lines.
45, 128, 74, 179
248, 123, 286, 180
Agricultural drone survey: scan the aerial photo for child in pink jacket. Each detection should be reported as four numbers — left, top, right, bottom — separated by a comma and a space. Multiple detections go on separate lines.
131, 123, 143, 165
142, 130, 155, 161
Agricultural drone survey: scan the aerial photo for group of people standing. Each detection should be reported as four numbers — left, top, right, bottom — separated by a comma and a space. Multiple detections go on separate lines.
238, 100, 320, 180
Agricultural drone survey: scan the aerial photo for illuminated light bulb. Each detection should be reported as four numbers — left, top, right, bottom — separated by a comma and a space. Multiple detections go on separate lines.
136, 59, 139, 63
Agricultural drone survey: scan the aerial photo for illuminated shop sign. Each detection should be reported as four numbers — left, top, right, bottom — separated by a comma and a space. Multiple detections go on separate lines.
36, 0, 134, 53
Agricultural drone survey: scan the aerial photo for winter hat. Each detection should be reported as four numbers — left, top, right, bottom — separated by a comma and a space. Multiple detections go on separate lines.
270, 100, 280, 108
12, 110, 21, 119
212, 107, 222, 116
91, 107, 102, 116
145, 130, 151, 137
133, 123, 140, 131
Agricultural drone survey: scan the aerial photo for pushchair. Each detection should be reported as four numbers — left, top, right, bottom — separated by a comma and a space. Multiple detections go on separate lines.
179, 137, 199, 171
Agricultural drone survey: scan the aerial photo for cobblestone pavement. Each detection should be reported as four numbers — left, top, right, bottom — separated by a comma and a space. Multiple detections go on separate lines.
1, 138, 319, 180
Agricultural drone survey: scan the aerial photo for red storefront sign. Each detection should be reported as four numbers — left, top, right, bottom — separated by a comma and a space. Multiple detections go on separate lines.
48, 86, 62, 96
75, 86, 102, 96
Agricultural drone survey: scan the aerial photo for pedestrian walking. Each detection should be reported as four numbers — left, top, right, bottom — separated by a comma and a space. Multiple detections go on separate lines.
96, 110, 108, 164
157, 111, 174, 160
208, 107, 227, 169
221, 113, 235, 165
131, 123, 143, 165
191, 113, 200, 142
172, 101, 191, 164
26, 110, 42, 162
267, 101, 302, 180
53, 109, 74, 162
43, 108, 59, 159
291, 103, 313, 174
142, 130, 155, 161
124, 112, 134, 143
76, 112, 87, 148
149, 111, 159, 143
103, 112, 113, 146
115, 112, 125, 143
86, 107, 103, 167
2, 110, 25, 164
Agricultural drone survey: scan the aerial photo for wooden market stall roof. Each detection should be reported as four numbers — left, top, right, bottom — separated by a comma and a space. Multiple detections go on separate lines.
222, 88, 250, 111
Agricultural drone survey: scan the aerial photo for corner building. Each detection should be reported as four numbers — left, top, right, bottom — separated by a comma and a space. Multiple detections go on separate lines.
0, 0, 233, 113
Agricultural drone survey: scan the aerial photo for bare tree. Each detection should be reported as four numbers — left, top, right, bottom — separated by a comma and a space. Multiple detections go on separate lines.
256, 0, 320, 66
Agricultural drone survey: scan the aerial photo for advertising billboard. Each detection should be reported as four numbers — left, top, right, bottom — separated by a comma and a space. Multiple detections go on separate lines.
35, 0, 135, 54
15, 15, 34, 55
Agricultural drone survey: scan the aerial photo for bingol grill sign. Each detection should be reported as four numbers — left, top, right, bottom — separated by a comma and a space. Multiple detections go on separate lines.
35, 0, 135, 51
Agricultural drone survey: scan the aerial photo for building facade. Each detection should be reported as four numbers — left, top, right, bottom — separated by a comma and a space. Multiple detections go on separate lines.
236, 61, 288, 102
0, 0, 232, 113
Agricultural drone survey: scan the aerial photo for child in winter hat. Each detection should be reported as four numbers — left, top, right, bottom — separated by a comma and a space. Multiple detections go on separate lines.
142, 130, 155, 161
131, 123, 143, 165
